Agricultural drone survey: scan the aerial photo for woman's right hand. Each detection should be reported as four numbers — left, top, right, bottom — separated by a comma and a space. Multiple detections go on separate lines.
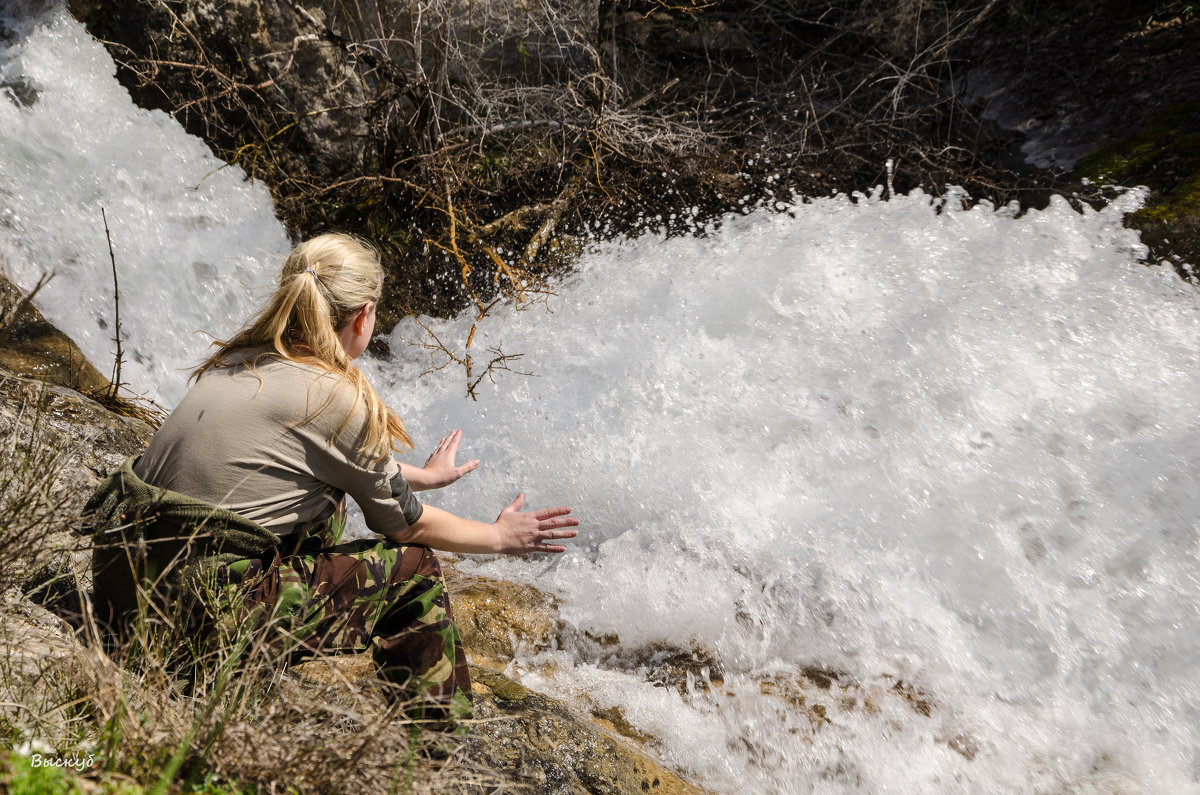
494, 493, 579, 554
403, 429, 480, 491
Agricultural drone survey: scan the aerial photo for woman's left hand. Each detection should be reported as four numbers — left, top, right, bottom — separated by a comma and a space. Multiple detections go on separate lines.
415, 429, 480, 490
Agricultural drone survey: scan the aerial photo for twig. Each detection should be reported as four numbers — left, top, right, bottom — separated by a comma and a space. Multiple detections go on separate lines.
466, 347, 533, 401
102, 208, 124, 399
441, 118, 565, 140
521, 170, 584, 267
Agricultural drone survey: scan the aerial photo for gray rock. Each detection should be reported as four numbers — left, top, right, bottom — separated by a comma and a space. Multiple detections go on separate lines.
0, 367, 154, 583
68, 0, 371, 180
467, 666, 704, 795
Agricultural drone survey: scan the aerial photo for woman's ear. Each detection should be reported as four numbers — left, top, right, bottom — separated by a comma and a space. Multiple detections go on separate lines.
355, 303, 373, 334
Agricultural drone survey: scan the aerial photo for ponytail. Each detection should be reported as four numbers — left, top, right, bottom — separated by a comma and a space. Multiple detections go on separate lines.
192, 233, 413, 460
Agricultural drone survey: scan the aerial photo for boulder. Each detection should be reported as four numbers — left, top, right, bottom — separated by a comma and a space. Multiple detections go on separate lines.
443, 565, 560, 669
0, 365, 154, 584
0, 370, 154, 510
0, 273, 109, 395
67, 0, 372, 182
467, 665, 702, 795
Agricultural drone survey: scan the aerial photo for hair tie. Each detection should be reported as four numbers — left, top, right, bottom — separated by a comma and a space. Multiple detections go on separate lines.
305, 269, 319, 278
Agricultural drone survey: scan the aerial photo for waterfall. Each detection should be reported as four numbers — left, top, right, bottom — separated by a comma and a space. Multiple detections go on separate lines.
6, 2, 1200, 792
0, 0, 289, 405
382, 190, 1200, 792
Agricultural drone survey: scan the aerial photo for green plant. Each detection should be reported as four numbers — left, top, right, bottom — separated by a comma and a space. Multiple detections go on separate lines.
3, 751, 84, 795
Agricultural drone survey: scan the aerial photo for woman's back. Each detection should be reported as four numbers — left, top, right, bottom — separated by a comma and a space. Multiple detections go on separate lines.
134, 350, 419, 536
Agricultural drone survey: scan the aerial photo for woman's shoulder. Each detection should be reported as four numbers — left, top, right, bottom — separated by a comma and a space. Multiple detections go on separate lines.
200, 347, 335, 383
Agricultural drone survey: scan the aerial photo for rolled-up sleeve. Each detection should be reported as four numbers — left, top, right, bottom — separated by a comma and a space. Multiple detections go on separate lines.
316, 453, 423, 537
302, 378, 424, 537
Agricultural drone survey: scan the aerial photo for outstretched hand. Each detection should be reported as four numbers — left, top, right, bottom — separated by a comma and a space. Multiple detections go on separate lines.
419, 429, 480, 490
494, 493, 579, 555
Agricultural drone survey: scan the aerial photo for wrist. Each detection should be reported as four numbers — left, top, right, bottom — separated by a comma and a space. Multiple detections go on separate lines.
489, 521, 510, 554
400, 462, 434, 492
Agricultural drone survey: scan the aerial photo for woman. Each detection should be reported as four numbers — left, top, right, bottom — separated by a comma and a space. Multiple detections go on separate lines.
88, 233, 577, 723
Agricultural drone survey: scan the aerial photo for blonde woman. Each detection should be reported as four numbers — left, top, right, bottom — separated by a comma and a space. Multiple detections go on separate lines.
88, 233, 577, 723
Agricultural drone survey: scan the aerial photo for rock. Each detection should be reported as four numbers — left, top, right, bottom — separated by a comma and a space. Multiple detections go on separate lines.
0, 590, 90, 751
67, 0, 372, 182
443, 564, 560, 669
0, 273, 109, 395
0, 369, 154, 505
466, 665, 703, 795
965, 11, 1200, 172
0, 366, 154, 583
1074, 102, 1200, 270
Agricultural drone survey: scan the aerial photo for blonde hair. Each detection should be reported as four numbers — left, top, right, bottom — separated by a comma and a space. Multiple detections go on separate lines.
192, 233, 413, 460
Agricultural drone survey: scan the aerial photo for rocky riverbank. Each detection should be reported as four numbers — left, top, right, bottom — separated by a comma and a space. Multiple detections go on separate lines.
4, 2, 1200, 791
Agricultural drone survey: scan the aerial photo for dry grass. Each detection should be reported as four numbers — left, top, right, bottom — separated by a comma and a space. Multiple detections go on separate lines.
0, 390, 75, 589
3, 567, 496, 794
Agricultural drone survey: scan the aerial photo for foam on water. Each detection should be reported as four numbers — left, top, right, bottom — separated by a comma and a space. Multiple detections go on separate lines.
0, 1, 289, 404
379, 190, 1200, 792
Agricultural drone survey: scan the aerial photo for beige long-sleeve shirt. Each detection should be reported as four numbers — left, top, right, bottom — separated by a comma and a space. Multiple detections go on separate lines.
134, 351, 422, 537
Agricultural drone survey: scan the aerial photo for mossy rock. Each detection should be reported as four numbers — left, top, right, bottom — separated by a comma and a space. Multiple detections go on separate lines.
1077, 102, 1200, 221
1076, 102, 1200, 266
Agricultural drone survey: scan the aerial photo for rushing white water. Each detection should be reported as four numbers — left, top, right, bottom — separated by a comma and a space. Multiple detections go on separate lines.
0, 1, 289, 404
7, 3, 1200, 792
379, 190, 1200, 793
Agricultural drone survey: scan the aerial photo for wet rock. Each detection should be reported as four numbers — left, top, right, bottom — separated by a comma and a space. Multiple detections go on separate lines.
961, 9, 1200, 267
466, 666, 703, 795
444, 564, 560, 669
1074, 102, 1200, 270
964, 11, 1200, 171
0, 273, 109, 395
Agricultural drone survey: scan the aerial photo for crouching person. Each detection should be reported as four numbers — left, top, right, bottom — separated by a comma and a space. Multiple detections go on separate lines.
86, 233, 578, 726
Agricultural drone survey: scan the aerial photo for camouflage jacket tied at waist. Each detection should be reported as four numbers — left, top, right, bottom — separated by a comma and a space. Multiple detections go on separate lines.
85, 455, 281, 619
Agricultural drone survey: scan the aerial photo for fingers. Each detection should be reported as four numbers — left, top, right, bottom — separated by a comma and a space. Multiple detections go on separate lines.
458, 459, 480, 476
537, 516, 579, 532
539, 529, 578, 540
432, 430, 463, 457
533, 506, 574, 521
530, 526, 576, 553
504, 492, 525, 513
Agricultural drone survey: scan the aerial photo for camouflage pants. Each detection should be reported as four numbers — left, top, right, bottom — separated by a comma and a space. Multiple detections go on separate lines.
213, 514, 472, 724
